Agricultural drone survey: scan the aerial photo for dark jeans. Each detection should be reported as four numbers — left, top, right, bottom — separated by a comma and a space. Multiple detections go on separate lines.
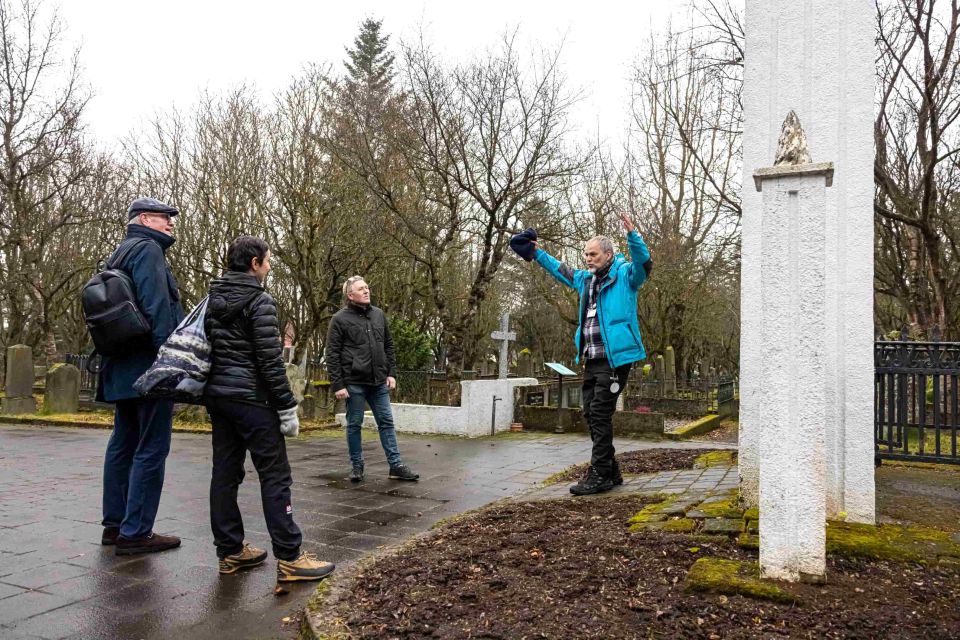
344, 383, 402, 467
582, 359, 633, 478
102, 398, 174, 539
205, 398, 301, 561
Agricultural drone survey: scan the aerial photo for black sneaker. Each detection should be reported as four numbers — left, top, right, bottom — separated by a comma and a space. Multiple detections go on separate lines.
611, 459, 624, 486
115, 532, 181, 556
350, 464, 364, 483
569, 466, 614, 496
388, 464, 419, 481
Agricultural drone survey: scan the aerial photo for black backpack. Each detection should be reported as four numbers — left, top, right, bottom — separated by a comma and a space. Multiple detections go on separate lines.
81, 238, 156, 357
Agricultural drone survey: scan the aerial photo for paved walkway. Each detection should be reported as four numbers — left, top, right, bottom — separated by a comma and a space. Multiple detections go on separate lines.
0, 425, 729, 640
515, 464, 739, 502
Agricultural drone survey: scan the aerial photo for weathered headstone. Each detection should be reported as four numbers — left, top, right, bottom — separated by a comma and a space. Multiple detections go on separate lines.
517, 351, 534, 377
2, 345, 37, 414
664, 346, 677, 395
285, 363, 307, 406
654, 355, 665, 394
34, 365, 47, 382
42, 364, 80, 414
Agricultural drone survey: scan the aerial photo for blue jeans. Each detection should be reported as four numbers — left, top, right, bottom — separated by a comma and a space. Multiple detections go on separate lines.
345, 384, 402, 467
102, 398, 174, 539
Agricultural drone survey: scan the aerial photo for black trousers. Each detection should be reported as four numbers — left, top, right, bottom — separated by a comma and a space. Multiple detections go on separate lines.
581, 359, 632, 478
205, 397, 302, 561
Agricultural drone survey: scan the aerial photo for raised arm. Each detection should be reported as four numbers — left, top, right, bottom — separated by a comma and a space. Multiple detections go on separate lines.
533, 246, 585, 290
620, 213, 652, 290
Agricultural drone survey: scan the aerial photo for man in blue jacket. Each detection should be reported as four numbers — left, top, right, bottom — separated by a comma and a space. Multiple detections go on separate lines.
98, 198, 185, 555
511, 214, 652, 495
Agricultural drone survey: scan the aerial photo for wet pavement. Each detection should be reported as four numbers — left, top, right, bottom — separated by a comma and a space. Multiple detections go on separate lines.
0, 425, 726, 639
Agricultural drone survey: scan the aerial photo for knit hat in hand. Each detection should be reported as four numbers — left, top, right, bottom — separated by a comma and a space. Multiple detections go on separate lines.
509, 228, 538, 262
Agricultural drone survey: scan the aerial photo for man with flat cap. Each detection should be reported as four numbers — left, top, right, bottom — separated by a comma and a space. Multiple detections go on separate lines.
98, 197, 185, 555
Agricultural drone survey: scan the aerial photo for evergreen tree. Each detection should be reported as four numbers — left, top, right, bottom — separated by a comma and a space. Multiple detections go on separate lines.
344, 18, 395, 95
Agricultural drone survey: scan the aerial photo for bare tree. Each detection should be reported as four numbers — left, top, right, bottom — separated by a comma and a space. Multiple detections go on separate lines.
875, 0, 960, 337
0, 0, 99, 361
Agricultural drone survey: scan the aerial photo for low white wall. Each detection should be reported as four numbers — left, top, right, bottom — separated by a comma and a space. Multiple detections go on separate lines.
335, 377, 539, 437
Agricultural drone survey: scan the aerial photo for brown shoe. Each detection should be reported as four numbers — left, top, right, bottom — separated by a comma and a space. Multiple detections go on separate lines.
115, 532, 181, 556
101, 527, 120, 546
276, 551, 335, 583
219, 544, 268, 575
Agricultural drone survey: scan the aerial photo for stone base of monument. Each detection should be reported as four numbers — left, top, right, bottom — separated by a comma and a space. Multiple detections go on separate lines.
335, 378, 538, 438
515, 405, 664, 438
2, 396, 37, 415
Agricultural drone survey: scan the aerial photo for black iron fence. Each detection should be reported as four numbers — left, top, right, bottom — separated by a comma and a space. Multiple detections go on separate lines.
875, 337, 960, 465
64, 353, 100, 401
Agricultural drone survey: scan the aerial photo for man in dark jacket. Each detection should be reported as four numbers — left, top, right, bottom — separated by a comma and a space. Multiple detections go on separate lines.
203, 236, 334, 582
326, 276, 418, 482
100, 197, 185, 555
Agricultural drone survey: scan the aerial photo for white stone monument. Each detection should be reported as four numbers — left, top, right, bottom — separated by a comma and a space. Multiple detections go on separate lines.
740, 0, 876, 526
754, 113, 831, 581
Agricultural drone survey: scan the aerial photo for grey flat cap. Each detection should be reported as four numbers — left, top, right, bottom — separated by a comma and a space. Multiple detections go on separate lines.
127, 197, 180, 220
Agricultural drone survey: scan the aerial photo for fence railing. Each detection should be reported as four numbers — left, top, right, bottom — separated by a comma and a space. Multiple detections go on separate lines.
64, 353, 100, 400
875, 338, 960, 465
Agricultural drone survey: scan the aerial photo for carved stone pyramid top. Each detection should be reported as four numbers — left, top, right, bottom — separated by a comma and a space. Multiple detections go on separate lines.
774, 111, 812, 166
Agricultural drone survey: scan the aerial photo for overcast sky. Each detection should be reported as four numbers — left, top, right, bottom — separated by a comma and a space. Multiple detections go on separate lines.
59, 0, 685, 150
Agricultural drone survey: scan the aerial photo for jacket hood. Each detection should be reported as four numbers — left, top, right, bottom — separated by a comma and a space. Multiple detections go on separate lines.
208, 271, 264, 322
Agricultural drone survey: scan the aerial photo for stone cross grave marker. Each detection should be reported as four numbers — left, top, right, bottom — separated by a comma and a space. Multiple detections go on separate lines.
490, 313, 517, 379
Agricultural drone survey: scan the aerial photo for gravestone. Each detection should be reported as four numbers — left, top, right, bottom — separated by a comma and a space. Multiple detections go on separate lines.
517, 351, 534, 377
664, 346, 677, 395
654, 355, 665, 394
43, 364, 80, 414
285, 363, 307, 406
2, 345, 37, 414
489, 313, 517, 379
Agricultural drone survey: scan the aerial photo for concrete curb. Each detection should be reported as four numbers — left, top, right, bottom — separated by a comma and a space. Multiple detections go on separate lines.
0, 414, 338, 435
667, 414, 721, 440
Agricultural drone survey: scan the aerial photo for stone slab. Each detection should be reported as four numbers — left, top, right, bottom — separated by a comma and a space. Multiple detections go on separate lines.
703, 518, 745, 535
4, 345, 34, 398
2, 396, 37, 415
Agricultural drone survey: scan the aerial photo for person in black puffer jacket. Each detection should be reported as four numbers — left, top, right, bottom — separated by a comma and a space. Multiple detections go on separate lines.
202, 236, 335, 583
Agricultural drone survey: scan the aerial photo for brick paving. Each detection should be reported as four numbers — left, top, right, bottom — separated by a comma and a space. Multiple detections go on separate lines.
0, 425, 729, 639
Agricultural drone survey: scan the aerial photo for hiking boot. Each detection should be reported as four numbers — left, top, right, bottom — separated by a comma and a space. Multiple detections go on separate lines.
101, 527, 120, 546
219, 543, 268, 575
388, 464, 419, 481
611, 459, 624, 486
569, 466, 615, 496
115, 532, 181, 556
276, 551, 336, 583
350, 463, 364, 483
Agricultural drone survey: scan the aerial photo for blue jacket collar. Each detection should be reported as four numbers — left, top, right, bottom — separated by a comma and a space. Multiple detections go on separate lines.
126, 224, 176, 252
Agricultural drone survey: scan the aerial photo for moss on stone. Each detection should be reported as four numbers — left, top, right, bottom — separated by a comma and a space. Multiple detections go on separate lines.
743, 507, 760, 521
684, 557, 798, 604
628, 496, 680, 527
737, 533, 759, 550
826, 521, 960, 564
694, 450, 736, 469
696, 495, 743, 519
651, 517, 697, 532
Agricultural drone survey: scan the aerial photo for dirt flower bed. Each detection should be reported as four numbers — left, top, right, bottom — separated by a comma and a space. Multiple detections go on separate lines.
326, 496, 960, 639
547, 447, 730, 484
